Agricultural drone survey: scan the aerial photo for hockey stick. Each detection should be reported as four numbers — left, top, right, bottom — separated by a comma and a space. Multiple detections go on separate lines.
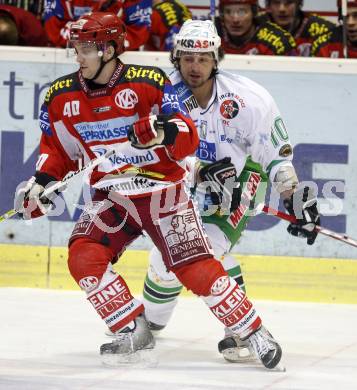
260, 205, 357, 248
0, 148, 115, 223
0, 121, 166, 223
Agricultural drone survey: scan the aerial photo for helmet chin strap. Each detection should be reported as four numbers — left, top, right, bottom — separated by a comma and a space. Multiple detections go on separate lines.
88, 48, 116, 82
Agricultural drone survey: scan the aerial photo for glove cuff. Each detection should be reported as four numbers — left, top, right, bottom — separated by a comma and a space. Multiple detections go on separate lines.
34, 172, 58, 188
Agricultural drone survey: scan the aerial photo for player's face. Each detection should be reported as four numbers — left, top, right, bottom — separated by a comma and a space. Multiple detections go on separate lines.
222, 4, 254, 37
269, 0, 298, 29
347, 6, 357, 43
74, 42, 102, 79
179, 53, 216, 89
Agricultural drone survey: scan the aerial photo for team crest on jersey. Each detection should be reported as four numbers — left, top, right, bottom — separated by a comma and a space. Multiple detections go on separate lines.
115, 89, 139, 109
279, 144, 293, 157
220, 100, 239, 119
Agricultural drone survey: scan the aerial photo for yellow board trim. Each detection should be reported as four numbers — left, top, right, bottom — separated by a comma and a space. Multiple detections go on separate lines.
1, 244, 357, 304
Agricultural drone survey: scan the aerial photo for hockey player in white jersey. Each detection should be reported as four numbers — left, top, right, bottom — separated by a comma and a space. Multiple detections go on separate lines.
141, 19, 320, 365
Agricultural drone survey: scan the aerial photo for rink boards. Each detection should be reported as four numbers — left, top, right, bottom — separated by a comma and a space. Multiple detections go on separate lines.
1, 244, 356, 304
1, 49, 357, 302
1, 49, 357, 260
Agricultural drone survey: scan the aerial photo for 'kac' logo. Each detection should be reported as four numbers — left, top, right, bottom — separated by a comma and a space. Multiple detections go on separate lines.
115, 89, 139, 109
79, 276, 98, 292
220, 99, 239, 119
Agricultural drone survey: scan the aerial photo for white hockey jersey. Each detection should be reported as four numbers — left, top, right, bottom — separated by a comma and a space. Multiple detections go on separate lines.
169, 69, 294, 183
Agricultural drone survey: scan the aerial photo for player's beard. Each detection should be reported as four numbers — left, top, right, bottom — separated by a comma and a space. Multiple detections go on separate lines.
184, 74, 210, 89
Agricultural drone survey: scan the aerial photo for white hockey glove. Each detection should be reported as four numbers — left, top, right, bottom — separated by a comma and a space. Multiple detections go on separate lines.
198, 157, 241, 213
283, 186, 320, 245
14, 173, 61, 219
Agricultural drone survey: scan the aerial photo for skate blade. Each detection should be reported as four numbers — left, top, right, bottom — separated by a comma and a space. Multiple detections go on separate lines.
223, 347, 258, 363
270, 363, 286, 372
101, 348, 158, 368
105, 329, 115, 338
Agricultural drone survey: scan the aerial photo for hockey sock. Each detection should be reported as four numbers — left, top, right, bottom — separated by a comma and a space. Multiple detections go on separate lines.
203, 276, 261, 339
87, 272, 144, 333
222, 254, 246, 293
142, 273, 183, 326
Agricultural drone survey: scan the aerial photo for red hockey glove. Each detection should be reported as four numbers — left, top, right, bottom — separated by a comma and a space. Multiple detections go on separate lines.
131, 116, 158, 145
128, 115, 180, 148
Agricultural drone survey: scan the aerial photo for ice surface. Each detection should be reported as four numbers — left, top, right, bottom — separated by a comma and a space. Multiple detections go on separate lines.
1, 288, 357, 390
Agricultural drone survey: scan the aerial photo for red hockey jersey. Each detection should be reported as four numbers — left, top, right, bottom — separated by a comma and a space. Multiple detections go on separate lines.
260, 11, 336, 56
146, 0, 192, 51
37, 62, 199, 197
311, 26, 357, 58
216, 19, 297, 55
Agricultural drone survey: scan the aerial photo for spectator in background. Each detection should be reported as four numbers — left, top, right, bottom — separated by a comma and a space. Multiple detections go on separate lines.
0, 0, 44, 19
146, 0, 191, 51
216, 0, 296, 55
0, 5, 48, 46
43, 0, 152, 49
311, 0, 357, 58
261, 0, 336, 56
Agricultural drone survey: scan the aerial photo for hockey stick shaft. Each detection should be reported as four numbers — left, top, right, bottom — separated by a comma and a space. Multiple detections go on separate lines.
262, 205, 357, 248
0, 148, 115, 223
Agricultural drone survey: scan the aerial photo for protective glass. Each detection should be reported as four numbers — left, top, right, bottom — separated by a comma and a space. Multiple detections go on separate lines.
223, 7, 251, 17
67, 41, 104, 59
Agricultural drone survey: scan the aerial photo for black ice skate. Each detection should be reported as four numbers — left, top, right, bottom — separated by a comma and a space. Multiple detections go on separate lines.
244, 326, 282, 369
100, 315, 155, 364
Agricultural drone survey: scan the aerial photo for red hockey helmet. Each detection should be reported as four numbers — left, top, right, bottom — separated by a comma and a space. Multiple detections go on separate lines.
265, 0, 303, 7
219, 0, 259, 15
220, 0, 258, 4
69, 12, 126, 56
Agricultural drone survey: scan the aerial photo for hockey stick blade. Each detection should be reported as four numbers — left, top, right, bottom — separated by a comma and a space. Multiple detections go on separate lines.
261, 205, 357, 248
0, 149, 115, 222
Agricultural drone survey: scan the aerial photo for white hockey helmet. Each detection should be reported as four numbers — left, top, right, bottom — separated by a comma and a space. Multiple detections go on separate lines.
173, 19, 221, 61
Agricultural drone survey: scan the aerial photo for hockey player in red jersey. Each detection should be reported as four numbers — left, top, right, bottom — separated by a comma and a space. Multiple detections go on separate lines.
14, 11, 284, 369
216, 0, 297, 55
146, 0, 192, 51
43, 0, 152, 49
311, 1, 357, 58
262, 0, 336, 56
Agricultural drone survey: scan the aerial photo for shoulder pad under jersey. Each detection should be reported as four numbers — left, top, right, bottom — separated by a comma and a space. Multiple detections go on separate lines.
302, 13, 336, 39
311, 26, 341, 55
44, 72, 78, 104
123, 65, 168, 89
255, 21, 296, 54
154, 0, 191, 29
